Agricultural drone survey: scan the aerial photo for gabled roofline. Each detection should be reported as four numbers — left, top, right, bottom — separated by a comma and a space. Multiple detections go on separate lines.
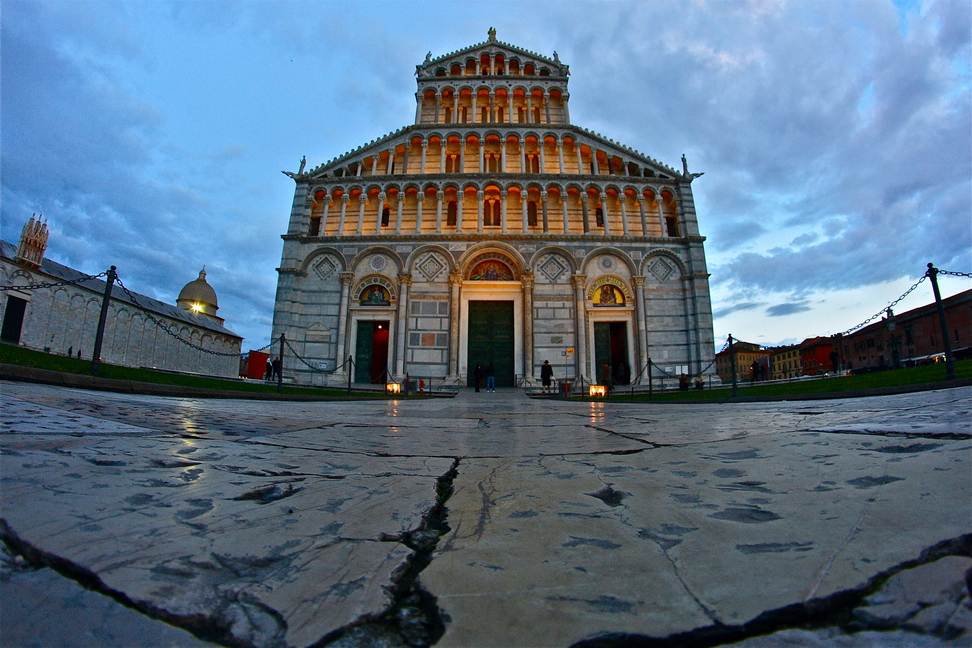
418, 34, 566, 75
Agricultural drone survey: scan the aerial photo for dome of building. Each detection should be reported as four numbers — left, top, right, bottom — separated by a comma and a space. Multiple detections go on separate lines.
177, 268, 223, 324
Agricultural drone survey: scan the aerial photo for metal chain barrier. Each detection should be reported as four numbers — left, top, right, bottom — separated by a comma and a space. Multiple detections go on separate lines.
283, 338, 331, 373
114, 274, 243, 357
0, 270, 109, 292
837, 274, 928, 336
939, 269, 972, 278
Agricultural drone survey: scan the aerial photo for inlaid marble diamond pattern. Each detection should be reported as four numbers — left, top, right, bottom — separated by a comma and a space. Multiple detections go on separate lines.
312, 255, 338, 281
649, 257, 675, 282
416, 253, 446, 281
539, 255, 568, 282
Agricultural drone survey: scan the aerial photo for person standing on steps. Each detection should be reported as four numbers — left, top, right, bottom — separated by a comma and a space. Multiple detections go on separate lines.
473, 364, 483, 392
541, 360, 554, 394
485, 362, 496, 392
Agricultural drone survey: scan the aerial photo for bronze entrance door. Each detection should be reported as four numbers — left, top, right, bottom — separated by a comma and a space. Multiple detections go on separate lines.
594, 322, 630, 385
354, 320, 390, 383
467, 301, 514, 387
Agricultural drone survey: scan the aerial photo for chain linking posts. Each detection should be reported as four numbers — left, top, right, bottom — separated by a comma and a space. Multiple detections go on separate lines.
91, 266, 116, 375
728, 334, 738, 397
277, 333, 285, 393
927, 263, 957, 381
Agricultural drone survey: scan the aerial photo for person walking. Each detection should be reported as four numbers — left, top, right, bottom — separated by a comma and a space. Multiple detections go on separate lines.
272, 357, 282, 382
265, 359, 273, 381
541, 360, 554, 394
485, 362, 496, 392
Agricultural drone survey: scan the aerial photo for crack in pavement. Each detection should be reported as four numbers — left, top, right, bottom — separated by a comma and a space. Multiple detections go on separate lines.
571, 534, 972, 648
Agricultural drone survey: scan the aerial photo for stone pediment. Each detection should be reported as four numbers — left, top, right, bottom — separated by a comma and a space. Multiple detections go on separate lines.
417, 31, 568, 79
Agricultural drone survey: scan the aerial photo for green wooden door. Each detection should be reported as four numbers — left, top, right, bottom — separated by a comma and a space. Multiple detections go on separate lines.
594, 322, 612, 384
467, 301, 515, 387
355, 321, 374, 383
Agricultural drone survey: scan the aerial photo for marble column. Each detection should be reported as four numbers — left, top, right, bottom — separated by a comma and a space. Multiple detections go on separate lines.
434, 91, 440, 124
375, 193, 385, 235
395, 274, 411, 377
601, 194, 611, 236
522, 270, 535, 382
522, 195, 530, 231
452, 93, 459, 123
519, 139, 526, 174
541, 193, 549, 233
320, 198, 332, 235
500, 138, 507, 172
356, 194, 367, 235
500, 189, 508, 234
561, 194, 570, 234
572, 274, 588, 381
538, 141, 546, 173
619, 196, 630, 236
335, 272, 354, 379
420, 140, 427, 174
415, 193, 424, 234
581, 195, 591, 234
476, 189, 484, 233
576, 144, 584, 175
448, 270, 462, 380
371, 155, 379, 175
456, 191, 464, 233
633, 276, 648, 383
544, 93, 551, 123
471, 92, 477, 124
637, 198, 648, 236
338, 195, 350, 235
395, 194, 404, 234
656, 195, 666, 235
592, 150, 600, 175
436, 194, 444, 234
386, 150, 394, 174
557, 137, 565, 174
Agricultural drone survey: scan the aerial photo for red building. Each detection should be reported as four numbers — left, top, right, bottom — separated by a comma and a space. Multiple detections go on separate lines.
800, 337, 835, 375
836, 289, 971, 371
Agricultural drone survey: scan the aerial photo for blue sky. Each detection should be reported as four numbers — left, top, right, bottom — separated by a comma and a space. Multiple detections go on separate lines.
2, 0, 970, 351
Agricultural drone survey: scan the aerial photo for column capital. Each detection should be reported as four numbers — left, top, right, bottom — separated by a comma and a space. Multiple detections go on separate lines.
500, 189, 508, 198
378, 192, 386, 202
571, 274, 588, 290
342, 195, 352, 204
632, 275, 646, 288
340, 272, 355, 286
420, 139, 429, 148
398, 273, 413, 286
449, 271, 464, 286
521, 269, 534, 289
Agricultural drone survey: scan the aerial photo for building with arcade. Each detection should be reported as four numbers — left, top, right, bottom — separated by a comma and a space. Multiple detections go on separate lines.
271, 30, 716, 388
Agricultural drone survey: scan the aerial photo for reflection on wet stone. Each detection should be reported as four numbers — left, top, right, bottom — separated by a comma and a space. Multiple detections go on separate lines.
1, 382, 969, 648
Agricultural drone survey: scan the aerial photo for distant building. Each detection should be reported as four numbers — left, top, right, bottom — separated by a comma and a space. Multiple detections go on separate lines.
715, 339, 768, 384
271, 31, 716, 387
837, 289, 971, 371
768, 344, 801, 380
800, 336, 834, 376
0, 216, 242, 377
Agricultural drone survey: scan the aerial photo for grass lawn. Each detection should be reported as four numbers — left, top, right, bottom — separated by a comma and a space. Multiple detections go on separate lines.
611, 359, 971, 402
0, 343, 388, 398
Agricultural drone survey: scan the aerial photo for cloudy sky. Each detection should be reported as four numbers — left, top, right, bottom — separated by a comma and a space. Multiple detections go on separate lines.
2, 0, 970, 351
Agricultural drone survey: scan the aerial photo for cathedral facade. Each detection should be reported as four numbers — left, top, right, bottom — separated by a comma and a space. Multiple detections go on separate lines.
272, 32, 716, 388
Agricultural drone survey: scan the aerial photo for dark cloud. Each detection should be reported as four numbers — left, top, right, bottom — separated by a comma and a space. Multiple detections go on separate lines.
712, 301, 764, 319
766, 302, 812, 318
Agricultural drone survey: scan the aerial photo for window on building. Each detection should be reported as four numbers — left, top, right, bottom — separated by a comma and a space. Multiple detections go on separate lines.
484, 199, 501, 226
527, 201, 538, 226
308, 216, 321, 236
497, 107, 505, 122
518, 107, 526, 123
904, 328, 913, 345
665, 216, 679, 237
381, 208, 390, 227
460, 106, 468, 123
446, 154, 459, 173
595, 207, 604, 227
447, 200, 458, 226
486, 154, 500, 173
532, 106, 542, 123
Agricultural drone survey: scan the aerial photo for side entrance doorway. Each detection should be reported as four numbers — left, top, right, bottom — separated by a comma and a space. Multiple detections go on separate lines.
354, 320, 390, 383
594, 321, 631, 386
1, 296, 27, 345
467, 301, 514, 387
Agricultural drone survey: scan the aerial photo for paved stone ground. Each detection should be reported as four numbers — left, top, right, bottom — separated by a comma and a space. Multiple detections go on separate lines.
1, 381, 970, 648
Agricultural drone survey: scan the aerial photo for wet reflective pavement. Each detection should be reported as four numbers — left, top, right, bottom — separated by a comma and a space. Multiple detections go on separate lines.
1, 381, 970, 647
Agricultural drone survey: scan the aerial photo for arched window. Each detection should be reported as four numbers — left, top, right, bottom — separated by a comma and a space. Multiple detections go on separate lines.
447, 200, 458, 226
486, 154, 500, 173
484, 198, 501, 226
